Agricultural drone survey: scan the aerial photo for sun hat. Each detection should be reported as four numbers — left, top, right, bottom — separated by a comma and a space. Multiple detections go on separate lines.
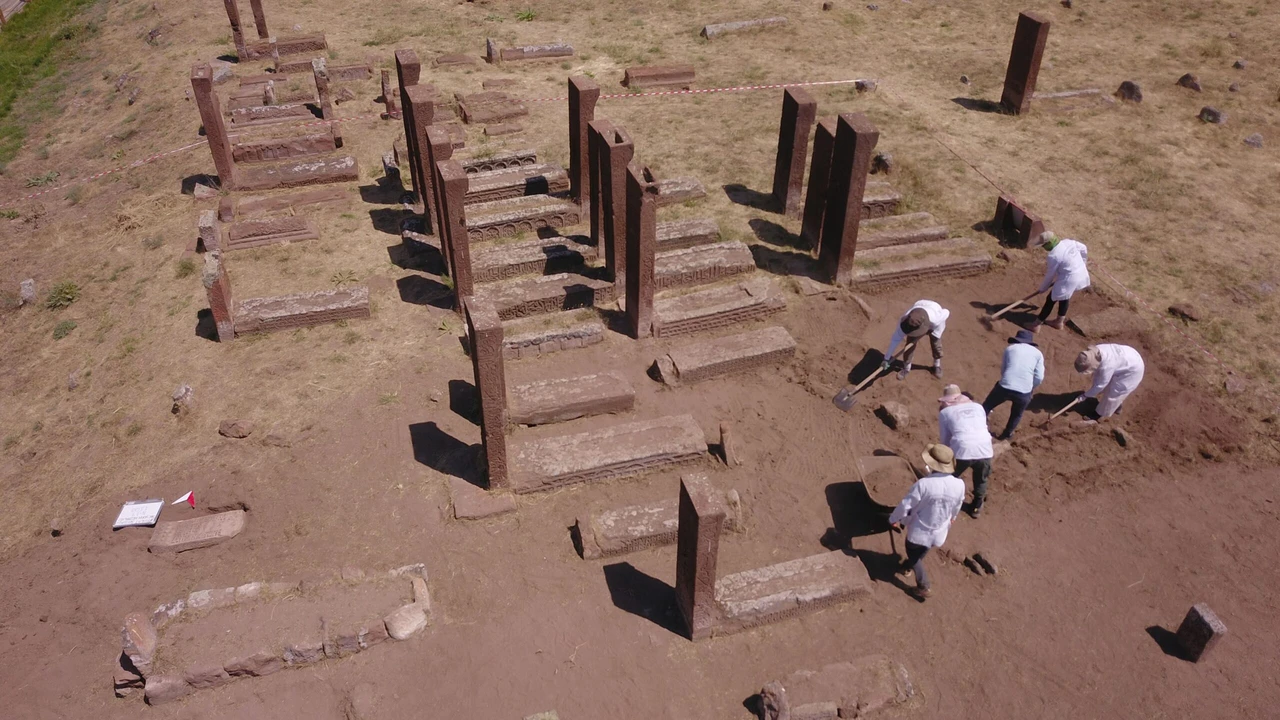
921, 443, 957, 475
1074, 346, 1102, 374
1009, 329, 1037, 346
900, 308, 931, 339
938, 384, 965, 407
1032, 231, 1058, 248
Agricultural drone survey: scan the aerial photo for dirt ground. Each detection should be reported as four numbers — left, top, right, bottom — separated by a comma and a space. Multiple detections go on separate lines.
1, 0, 1279, 717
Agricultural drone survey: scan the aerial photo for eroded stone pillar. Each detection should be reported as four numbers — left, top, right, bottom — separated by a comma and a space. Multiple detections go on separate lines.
405, 85, 437, 221
1000, 11, 1051, 115
597, 123, 634, 287
675, 473, 725, 641
463, 296, 509, 489
381, 70, 400, 119
568, 76, 600, 211
190, 63, 237, 189
587, 119, 614, 246
425, 125, 455, 251
436, 159, 472, 307
197, 210, 221, 253
625, 164, 658, 339
800, 118, 836, 250
221, 0, 247, 59
771, 87, 818, 218
818, 113, 879, 285
248, 0, 269, 39
202, 252, 235, 342
395, 50, 423, 201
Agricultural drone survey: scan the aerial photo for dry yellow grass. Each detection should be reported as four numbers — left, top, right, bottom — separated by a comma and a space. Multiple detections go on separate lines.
0, 0, 1277, 557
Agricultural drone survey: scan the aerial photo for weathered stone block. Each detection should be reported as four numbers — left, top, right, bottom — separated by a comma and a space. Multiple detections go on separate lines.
148, 510, 247, 553
659, 326, 796, 385
1176, 604, 1227, 661
715, 551, 872, 634
701, 17, 788, 39
508, 371, 635, 426
577, 488, 743, 559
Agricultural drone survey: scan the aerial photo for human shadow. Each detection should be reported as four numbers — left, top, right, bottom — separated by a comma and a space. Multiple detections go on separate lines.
749, 244, 823, 281
369, 207, 410, 236
847, 348, 890, 386
387, 242, 445, 275
358, 179, 406, 205
820, 481, 891, 553
723, 183, 778, 212
194, 309, 219, 342
951, 97, 1007, 114
1146, 626, 1190, 661
601, 562, 685, 636
216, 54, 239, 64
748, 217, 807, 251
396, 274, 453, 308
448, 379, 480, 425
1028, 390, 1083, 414
407, 421, 482, 483
968, 299, 1040, 328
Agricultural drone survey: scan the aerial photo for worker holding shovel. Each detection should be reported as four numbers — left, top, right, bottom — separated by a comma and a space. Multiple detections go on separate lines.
1074, 344, 1145, 420
889, 444, 966, 601
1028, 231, 1090, 332
882, 300, 950, 380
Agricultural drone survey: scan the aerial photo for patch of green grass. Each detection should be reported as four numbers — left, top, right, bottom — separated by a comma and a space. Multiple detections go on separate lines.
331, 269, 358, 287
125, 421, 143, 437
516, 8, 536, 21
363, 28, 405, 46
44, 281, 80, 309
2, 435, 18, 451
64, 185, 83, 205
142, 235, 163, 250
0, 209, 18, 219
24, 170, 59, 187
343, 330, 361, 345
378, 391, 400, 405
0, 0, 99, 162
175, 258, 197, 278
52, 320, 77, 339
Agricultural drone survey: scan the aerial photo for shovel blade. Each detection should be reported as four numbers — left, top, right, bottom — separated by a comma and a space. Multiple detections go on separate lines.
832, 387, 859, 412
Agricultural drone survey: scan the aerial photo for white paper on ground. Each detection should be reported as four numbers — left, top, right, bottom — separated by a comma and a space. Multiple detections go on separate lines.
113, 499, 164, 528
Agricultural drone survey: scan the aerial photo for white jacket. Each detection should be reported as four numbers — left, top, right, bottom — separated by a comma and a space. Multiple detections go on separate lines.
1086, 344, 1145, 399
1038, 239, 1090, 301
889, 472, 966, 547
939, 400, 994, 460
886, 300, 950, 358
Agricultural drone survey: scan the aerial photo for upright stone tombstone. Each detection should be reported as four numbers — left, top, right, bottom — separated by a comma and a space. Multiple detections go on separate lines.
587, 119, 615, 248
594, 122, 635, 288
395, 50, 424, 202
202, 252, 235, 342
1000, 11, 1052, 115
312, 58, 333, 117
1175, 604, 1228, 662
818, 113, 879, 285
568, 76, 601, 212
424, 125, 456, 250
800, 118, 836, 249
248, 0, 270, 39
436, 159, 473, 306
674, 474, 726, 641
221, 0, 248, 59
190, 63, 238, 189
463, 296, 510, 489
405, 85, 437, 221
625, 164, 659, 339
771, 88, 818, 218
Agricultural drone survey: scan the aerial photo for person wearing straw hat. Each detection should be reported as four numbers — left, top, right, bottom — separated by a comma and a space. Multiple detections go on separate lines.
937, 384, 995, 518
982, 329, 1046, 440
889, 444, 965, 600
1028, 231, 1090, 332
881, 300, 950, 380
1074, 344, 1145, 419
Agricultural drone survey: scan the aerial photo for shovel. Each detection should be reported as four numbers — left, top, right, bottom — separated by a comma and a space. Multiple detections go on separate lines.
832, 342, 916, 412
979, 290, 1040, 330
1036, 395, 1085, 428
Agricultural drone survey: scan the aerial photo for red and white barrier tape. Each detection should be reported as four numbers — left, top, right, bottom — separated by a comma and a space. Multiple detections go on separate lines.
525, 77, 868, 104
19, 140, 209, 201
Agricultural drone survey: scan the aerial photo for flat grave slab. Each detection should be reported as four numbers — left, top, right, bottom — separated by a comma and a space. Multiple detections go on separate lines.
148, 510, 246, 553
225, 216, 319, 250
851, 238, 991, 291
655, 240, 756, 290
773, 656, 916, 717
509, 371, 635, 426
861, 182, 902, 219
652, 277, 786, 338
456, 91, 529, 124
235, 286, 370, 334
502, 312, 606, 359
859, 211, 949, 250
715, 550, 872, 634
465, 195, 584, 241
657, 326, 796, 385
471, 234, 596, 283
466, 163, 569, 204
654, 176, 707, 207
701, 17, 788, 39
222, 187, 349, 221
460, 149, 538, 174
656, 218, 720, 251
238, 155, 359, 191
475, 271, 614, 321
576, 489, 743, 559
623, 65, 696, 90
231, 132, 336, 165
510, 414, 707, 494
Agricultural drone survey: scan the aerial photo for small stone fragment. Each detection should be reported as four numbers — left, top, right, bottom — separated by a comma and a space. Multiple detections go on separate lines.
973, 551, 999, 575
193, 183, 219, 199
1167, 304, 1200, 322
218, 419, 254, 438
871, 151, 893, 174
1115, 80, 1143, 102
384, 604, 428, 640
18, 278, 36, 306
225, 650, 284, 677
359, 622, 390, 649
963, 556, 986, 575
1176, 604, 1227, 662
284, 640, 325, 665
144, 674, 192, 705
263, 433, 292, 447
720, 421, 742, 466
1229, 83, 1240, 92
1224, 376, 1246, 395
171, 384, 193, 416
210, 60, 234, 85
121, 612, 157, 676
1176, 73, 1202, 92
1198, 106, 1226, 124
335, 87, 356, 104
654, 355, 678, 385
67, 372, 79, 390
855, 79, 877, 93
1232, 59, 1247, 70
50, 519, 62, 537
114, 662, 144, 697
960, 75, 970, 85
1060, 0, 1072, 7
822, 1, 833, 9
866, 3, 878, 9
760, 680, 790, 720
1243, 133, 1263, 149
1112, 427, 1133, 447
876, 401, 910, 430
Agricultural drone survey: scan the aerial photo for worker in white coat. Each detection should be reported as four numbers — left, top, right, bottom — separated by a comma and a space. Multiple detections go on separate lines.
1029, 231, 1090, 331
1074, 344, 1145, 419
890, 443, 966, 600
881, 300, 950, 380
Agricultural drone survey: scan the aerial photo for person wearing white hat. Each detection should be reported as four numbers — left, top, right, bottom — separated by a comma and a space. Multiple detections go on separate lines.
1029, 231, 1090, 332
937, 384, 995, 518
1074, 344, 1145, 419
881, 299, 950, 380
889, 444, 966, 600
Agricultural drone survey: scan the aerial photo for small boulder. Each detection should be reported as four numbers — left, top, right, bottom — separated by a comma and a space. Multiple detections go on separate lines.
1115, 80, 1143, 103
18, 278, 36, 307
1176, 73, 1202, 92
855, 79, 877, 93
144, 674, 192, 705
1198, 106, 1226, 124
973, 551, 999, 575
960, 74, 971, 85
50, 518, 62, 537
1112, 427, 1134, 447
759, 680, 791, 720
171, 384, 193, 416
192, 183, 219, 199
866, 3, 878, 9
1229, 83, 1240, 92
720, 421, 742, 466
1061, 0, 1072, 7
335, 87, 356, 104
822, 1, 833, 9
876, 401, 910, 431
121, 612, 157, 676
871, 151, 894, 174
210, 60, 234, 85
1244, 133, 1263, 149
1224, 376, 1247, 395
1167, 304, 1200, 322
218, 419, 254, 438
1232, 58, 1247, 69
384, 604, 428, 640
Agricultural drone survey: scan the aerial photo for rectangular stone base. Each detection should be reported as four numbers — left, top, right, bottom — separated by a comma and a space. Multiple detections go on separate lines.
499, 43, 574, 62
652, 277, 786, 338
778, 656, 916, 716
714, 551, 872, 635
457, 91, 529, 124
508, 371, 635, 426
465, 195, 584, 241
461, 149, 538, 174
701, 17, 788, 39
657, 218, 720, 251
240, 33, 328, 61
502, 313, 605, 359
474, 271, 615, 320
655, 177, 706, 207
237, 156, 359, 191
472, 234, 596, 283
232, 132, 337, 165
623, 65, 696, 90
228, 103, 315, 127
329, 64, 373, 82
862, 182, 902, 219
234, 286, 370, 335
510, 414, 707, 494
576, 490, 742, 560
225, 217, 319, 250
466, 164, 569, 204
655, 240, 756, 290
851, 238, 991, 291
221, 187, 350, 221
859, 212, 949, 250
659, 326, 796, 385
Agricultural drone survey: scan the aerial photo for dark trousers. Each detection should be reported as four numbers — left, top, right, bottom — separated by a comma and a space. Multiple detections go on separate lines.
954, 457, 993, 508
1038, 297, 1071, 321
901, 541, 932, 589
983, 383, 1032, 439
901, 333, 943, 368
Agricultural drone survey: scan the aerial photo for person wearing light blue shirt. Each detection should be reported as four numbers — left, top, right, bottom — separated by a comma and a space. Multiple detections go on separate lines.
982, 329, 1045, 440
